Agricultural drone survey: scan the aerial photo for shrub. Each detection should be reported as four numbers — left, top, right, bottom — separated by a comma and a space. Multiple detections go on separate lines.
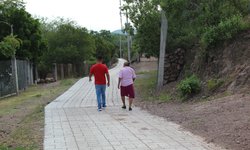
207, 79, 224, 91
177, 75, 201, 97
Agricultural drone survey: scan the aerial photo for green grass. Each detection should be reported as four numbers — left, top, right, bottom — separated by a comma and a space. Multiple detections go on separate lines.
0, 146, 30, 150
0, 78, 78, 149
135, 70, 172, 102
60, 78, 76, 86
159, 92, 172, 102
0, 86, 52, 116
135, 70, 157, 100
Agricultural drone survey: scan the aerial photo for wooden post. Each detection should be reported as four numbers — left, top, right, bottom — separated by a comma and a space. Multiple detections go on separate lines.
157, 10, 168, 88
12, 56, 19, 95
60, 64, 64, 79
53, 63, 57, 81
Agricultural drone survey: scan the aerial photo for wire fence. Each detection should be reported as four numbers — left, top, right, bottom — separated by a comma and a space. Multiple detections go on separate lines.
0, 60, 16, 97
0, 59, 34, 98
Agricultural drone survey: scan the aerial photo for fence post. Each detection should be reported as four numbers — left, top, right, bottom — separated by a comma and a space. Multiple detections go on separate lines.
68, 64, 72, 78
30, 62, 34, 84
53, 63, 57, 81
60, 64, 64, 79
84, 61, 89, 76
12, 56, 19, 95
34, 65, 38, 84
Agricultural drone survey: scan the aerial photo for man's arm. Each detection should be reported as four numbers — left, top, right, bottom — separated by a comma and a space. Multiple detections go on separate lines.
132, 69, 136, 82
106, 73, 110, 87
89, 65, 94, 82
118, 78, 122, 89
89, 73, 93, 82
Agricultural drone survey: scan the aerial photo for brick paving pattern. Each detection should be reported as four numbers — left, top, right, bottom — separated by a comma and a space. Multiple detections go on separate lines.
44, 59, 223, 150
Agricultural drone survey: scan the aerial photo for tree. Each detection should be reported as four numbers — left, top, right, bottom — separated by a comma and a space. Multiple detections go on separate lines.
41, 20, 95, 65
0, 35, 21, 57
0, 0, 46, 61
121, 0, 161, 57
90, 30, 117, 65
122, 0, 250, 57
159, 0, 249, 49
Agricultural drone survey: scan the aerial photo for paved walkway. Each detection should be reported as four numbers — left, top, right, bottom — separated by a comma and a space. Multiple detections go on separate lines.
44, 59, 222, 150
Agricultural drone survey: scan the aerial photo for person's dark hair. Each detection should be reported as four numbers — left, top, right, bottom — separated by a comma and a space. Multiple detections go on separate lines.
124, 62, 130, 66
97, 55, 103, 61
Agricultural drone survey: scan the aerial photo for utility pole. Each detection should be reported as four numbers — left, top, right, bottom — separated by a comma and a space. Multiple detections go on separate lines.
157, 10, 168, 88
125, 10, 131, 62
119, 0, 123, 58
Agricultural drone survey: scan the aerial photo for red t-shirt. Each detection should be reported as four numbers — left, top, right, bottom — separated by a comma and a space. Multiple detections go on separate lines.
90, 63, 109, 85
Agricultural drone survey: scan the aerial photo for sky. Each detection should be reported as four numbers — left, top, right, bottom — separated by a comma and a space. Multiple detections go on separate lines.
24, 0, 123, 32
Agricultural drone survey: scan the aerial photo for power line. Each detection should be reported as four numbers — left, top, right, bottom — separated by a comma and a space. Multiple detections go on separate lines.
119, 0, 123, 58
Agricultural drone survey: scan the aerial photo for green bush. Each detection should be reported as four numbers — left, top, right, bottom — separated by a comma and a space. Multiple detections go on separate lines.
201, 15, 246, 48
207, 79, 224, 91
177, 75, 201, 97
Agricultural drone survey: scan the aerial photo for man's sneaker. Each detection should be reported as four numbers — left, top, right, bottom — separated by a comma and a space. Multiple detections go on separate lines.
98, 108, 102, 111
129, 107, 132, 111
121, 105, 126, 109
103, 105, 107, 108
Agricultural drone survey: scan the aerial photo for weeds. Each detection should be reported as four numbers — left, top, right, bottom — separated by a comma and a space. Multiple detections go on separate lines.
135, 71, 173, 102
0, 78, 78, 149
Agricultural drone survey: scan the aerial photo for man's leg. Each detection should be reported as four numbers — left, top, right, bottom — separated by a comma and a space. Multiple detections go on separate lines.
101, 85, 106, 107
128, 84, 135, 111
121, 96, 126, 109
120, 86, 126, 109
128, 98, 133, 111
95, 85, 102, 110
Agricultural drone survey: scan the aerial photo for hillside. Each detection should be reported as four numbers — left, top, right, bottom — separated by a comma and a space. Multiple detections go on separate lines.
133, 29, 250, 150
188, 29, 250, 94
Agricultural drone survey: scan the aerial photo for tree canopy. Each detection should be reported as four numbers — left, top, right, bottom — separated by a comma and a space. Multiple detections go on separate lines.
122, 0, 160, 57
121, 0, 250, 57
41, 20, 95, 64
0, 35, 21, 57
0, 0, 46, 60
90, 30, 118, 65
37, 19, 120, 77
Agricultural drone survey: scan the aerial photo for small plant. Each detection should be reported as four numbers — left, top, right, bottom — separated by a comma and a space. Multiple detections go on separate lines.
158, 92, 172, 102
207, 79, 224, 91
177, 75, 201, 98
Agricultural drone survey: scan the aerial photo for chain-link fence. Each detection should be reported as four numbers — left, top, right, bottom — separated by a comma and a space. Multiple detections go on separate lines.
17, 60, 33, 90
0, 59, 34, 98
0, 60, 16, 97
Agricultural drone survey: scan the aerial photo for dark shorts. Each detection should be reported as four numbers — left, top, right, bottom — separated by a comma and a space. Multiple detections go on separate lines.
121, 84, 135, 98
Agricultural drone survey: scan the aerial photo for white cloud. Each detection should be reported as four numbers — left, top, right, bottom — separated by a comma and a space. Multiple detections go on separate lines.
24, 0, 122, 32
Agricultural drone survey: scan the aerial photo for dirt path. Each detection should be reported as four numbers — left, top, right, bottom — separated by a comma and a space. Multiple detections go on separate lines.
133, 60, 250, 150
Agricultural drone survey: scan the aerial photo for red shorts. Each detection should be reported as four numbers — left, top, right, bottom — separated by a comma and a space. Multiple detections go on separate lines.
120, 84, 135, 98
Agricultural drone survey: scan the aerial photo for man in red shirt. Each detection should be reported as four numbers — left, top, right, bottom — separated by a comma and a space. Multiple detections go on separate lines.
89, 56, 110, 111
